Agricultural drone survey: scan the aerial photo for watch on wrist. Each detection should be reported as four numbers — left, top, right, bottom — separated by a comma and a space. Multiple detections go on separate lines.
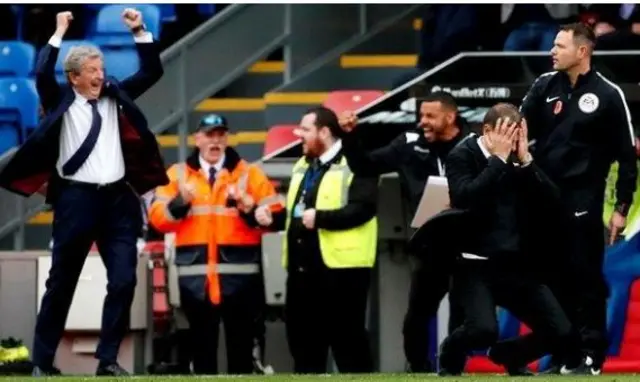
131, 24, 146, 34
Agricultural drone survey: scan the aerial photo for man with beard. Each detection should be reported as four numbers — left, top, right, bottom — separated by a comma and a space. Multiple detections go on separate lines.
149, 114, 282, 374
339, 91, 471, 372
516, 22, 637, 374
254, 107, 379, 374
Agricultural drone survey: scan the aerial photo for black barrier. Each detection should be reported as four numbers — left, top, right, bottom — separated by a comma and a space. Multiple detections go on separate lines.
355, 52, 640, 151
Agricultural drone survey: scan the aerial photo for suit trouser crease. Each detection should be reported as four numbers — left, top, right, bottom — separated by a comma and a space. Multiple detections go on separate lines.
32, 183, 141, 367
285, 267, 373, 374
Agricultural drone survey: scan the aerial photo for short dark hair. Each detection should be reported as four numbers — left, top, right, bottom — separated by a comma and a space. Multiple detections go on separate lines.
422, 90, 458, 111
304, 106, 342, 138
483, 103, 522, 128
560, 22, 596, 49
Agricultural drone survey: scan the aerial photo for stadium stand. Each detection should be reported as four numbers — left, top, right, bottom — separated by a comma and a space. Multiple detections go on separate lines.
0, 78, 38, 145
322, 90, 385, 116
0, 41, 35, 77
263, 124, 298, 157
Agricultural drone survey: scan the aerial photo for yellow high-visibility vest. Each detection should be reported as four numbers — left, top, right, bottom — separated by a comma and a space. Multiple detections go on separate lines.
282, 156, 377, 268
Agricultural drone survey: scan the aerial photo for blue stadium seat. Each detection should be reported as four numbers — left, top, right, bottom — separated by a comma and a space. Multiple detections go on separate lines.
156, 4, 177, 22
0, 78, 39, 147
92, 4, 161, 48
103, 49, 140, 81
51, 40, 100, 84
0, 41, 35, 77
0, 123, 19, 156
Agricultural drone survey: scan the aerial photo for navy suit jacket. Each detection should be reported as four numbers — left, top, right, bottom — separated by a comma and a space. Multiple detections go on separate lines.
0, 38, 169, 203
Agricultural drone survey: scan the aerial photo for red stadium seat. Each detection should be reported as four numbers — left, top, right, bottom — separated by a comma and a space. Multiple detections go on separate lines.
263, 124, 299, 157
322, 90, 384, 115
604, 279, 640, 373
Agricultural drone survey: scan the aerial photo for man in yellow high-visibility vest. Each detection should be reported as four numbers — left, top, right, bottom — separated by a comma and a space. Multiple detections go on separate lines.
255, 106, 379, 374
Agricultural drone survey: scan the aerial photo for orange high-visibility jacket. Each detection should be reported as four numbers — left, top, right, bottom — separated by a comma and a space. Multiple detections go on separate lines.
149, 148, 283, 304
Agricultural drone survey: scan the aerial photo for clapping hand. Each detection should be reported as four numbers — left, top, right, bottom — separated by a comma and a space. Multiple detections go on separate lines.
255, 206, 273, 227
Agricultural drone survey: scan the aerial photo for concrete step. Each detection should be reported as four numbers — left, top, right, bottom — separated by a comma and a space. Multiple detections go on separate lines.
222, 61, 284, 98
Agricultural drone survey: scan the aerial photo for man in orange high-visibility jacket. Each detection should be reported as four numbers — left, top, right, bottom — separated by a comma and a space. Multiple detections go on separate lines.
149, 114, 283, 375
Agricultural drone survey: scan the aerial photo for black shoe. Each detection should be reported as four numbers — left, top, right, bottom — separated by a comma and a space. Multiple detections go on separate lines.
560, 356, 602, 376
437, 343, 465, 376
487, 348, 535, 376
32, 365, 61, 377
96, 363, 130, 376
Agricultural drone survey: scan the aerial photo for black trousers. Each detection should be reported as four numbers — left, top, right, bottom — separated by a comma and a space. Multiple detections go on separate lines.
440, 258, 582, 372
403, 254, 463, 372
524, 214, 609, 368
180, 284, 263, 375
285, 267, 373, 374
33, 181, 142, 368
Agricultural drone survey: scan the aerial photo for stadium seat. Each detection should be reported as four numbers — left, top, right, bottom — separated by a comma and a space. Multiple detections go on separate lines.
0, 78, 38, 138
92, 4, 161, 48
53, 40, 100, 84
103, 49, 140, 81
263, 124, 299, 157
322, 90, 384, 116
0, 41, 35, 78
0, 124, 19, 156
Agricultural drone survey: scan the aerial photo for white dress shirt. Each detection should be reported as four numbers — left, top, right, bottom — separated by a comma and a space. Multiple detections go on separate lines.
199, 154, 225, 180
319, 139, 342, 165
49, 32, 153, 185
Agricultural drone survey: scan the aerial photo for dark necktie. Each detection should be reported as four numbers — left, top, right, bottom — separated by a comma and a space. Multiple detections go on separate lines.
62, 99, 103, 176
208, 167, 217, 187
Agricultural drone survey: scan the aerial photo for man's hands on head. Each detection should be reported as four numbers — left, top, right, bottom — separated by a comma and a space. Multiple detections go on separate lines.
485, 118, 518, 162
516, 118, 533, 165
339, 111, 358, 133
55, 12, 73, 38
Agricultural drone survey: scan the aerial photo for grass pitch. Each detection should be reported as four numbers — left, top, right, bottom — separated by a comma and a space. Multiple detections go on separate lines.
0, 374, 639, 382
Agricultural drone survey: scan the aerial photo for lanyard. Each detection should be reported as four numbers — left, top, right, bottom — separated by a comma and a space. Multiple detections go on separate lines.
437, 157, 445, 176
299, 165, 323, 201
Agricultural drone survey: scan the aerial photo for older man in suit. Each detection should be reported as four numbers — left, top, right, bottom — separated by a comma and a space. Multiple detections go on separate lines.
0, 9, 167, 376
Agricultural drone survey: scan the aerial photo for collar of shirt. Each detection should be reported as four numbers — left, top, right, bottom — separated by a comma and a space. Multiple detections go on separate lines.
477, 137, 491, 159
73, 89, 91, 105
319, 139, 342, 165
199, 154, 225, 178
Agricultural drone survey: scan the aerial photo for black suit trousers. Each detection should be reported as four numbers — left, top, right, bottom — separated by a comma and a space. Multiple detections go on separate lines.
403, 252, 463, 372
32, 181, 142, 368
441, 258, 582, 370
285, 267, 373, 374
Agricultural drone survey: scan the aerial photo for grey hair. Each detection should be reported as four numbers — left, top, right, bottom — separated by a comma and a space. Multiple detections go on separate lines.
64, 45, 103, 76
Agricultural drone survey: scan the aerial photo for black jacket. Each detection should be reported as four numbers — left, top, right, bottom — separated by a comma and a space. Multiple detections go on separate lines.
521, 69, 637, 219
270, 150, 379, 272
342, 122, 472, 213
445, 135, 560, 259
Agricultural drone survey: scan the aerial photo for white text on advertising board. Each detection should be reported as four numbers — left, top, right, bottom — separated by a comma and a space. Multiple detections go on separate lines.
430, 85, 511, 99
359, 97, 489, 124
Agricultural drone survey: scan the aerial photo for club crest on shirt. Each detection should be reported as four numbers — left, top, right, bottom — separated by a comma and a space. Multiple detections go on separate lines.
578, 93, 599, 114
553, 100, 563, 115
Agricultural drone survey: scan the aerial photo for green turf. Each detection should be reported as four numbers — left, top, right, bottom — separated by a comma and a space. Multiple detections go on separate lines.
1, 375, 640, 382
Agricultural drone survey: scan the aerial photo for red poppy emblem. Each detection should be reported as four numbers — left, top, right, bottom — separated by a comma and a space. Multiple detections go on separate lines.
553, 100, 563, 115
